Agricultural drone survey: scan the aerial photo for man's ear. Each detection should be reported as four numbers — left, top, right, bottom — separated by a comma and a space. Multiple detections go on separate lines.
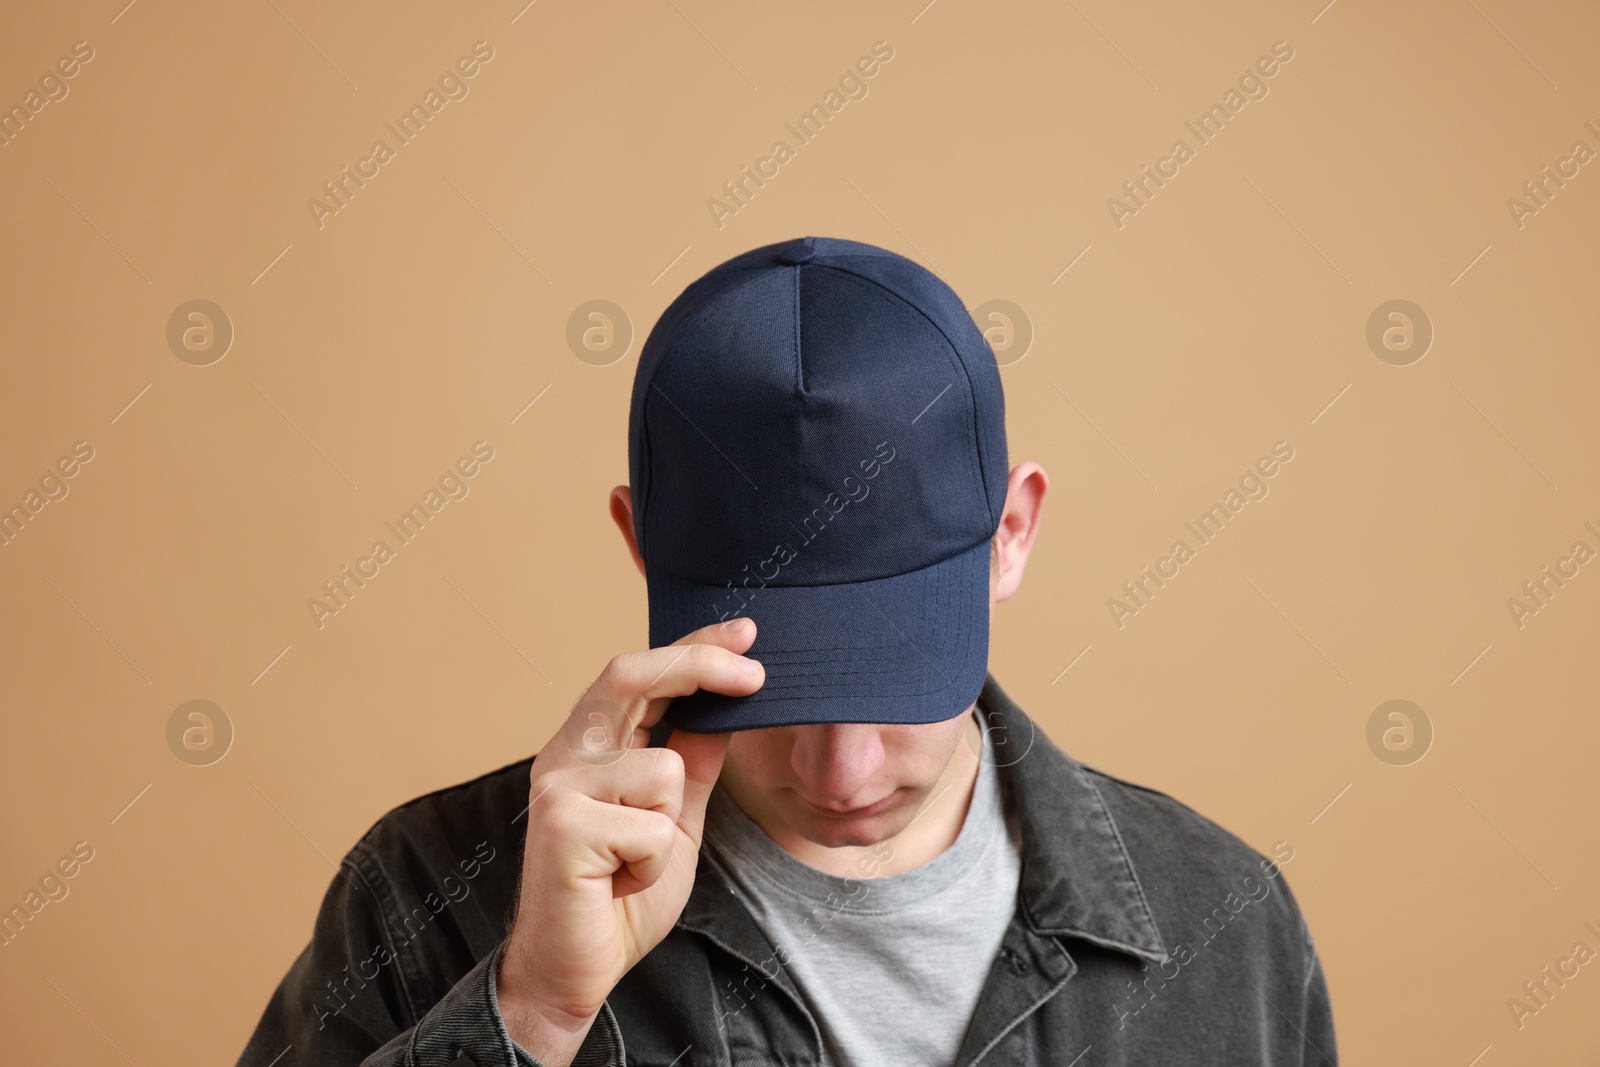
610, 485, 648, 579
994, 462, 1048, 604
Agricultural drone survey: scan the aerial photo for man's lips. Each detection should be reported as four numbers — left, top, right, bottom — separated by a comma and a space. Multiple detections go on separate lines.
797, 790, 895, 818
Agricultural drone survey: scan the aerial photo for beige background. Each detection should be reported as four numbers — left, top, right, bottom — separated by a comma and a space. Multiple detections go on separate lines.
2, 0, 1597, 1063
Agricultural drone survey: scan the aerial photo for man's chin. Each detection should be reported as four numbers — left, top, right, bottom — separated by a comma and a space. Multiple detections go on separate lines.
797, 816, 889, 849
788, 800, 907, 849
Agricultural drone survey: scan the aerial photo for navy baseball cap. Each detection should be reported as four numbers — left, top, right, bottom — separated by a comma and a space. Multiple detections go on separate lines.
627, 236, 1009, 732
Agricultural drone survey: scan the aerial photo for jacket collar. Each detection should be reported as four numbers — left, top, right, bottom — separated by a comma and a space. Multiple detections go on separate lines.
975, 671, 1168, 964
672, 671, 1167, 966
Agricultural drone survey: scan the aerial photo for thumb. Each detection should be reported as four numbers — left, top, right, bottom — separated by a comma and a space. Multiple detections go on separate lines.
665, 728, 731, 848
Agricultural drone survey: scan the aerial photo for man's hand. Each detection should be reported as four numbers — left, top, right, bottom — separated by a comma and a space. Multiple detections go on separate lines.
495, 618, 763, 1066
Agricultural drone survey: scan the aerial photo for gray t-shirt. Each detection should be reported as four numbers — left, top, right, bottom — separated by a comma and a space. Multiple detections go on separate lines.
701, 720, 1023, 1067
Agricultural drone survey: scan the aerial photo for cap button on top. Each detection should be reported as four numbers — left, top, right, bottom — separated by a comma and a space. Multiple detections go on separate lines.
774, 238, 816, 265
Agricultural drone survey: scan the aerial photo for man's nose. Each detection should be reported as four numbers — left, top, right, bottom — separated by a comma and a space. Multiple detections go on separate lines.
790, 723, 886, 802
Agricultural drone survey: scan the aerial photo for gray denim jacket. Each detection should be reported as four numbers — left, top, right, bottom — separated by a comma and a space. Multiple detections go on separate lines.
236, 673, 1336, 1066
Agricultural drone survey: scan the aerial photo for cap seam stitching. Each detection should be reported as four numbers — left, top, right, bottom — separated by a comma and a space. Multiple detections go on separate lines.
792, 263, 805, 396
814, 266, 992, 523
637, 269, 779, 564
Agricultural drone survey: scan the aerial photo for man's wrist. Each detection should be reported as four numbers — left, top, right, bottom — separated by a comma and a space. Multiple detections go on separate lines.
493, 948, 599, 1067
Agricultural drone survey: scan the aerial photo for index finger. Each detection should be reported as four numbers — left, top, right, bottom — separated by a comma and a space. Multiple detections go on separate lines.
593, 617, 764, 741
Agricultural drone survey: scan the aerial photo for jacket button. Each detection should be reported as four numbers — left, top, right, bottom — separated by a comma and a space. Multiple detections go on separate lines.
1000, 946, 1032, 977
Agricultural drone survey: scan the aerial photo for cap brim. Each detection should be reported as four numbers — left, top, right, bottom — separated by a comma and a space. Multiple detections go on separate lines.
648, 538, 991, 732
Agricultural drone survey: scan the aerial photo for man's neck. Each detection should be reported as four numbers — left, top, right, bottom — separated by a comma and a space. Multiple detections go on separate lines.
735, 708, 984, 879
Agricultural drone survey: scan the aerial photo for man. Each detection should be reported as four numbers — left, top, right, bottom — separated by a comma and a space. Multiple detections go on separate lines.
237, 236, 1336, 1066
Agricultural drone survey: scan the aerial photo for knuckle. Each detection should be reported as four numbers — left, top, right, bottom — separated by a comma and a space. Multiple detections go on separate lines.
538, 791, 585, 840
646, 810, 678, 848
594, 656, 625, 690
527, 762, 557, 797
647, 743, 684, 775
604, 650, 645, 687
645, 747, 684, 796
689, 643, 724, 673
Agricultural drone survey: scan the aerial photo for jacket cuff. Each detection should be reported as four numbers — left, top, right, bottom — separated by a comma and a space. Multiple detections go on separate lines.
404, 940, 626, 1067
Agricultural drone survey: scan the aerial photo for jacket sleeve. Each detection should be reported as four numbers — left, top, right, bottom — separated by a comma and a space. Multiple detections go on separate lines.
233, 853, 626, 1067
1297, 918, 1338, 1066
